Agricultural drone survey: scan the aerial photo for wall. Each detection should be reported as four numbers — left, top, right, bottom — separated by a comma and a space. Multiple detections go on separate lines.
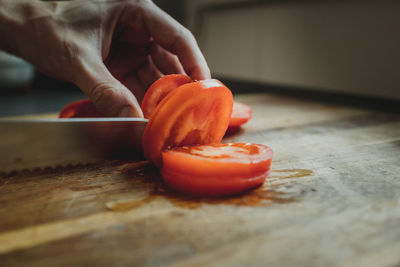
187, 0, 400, 100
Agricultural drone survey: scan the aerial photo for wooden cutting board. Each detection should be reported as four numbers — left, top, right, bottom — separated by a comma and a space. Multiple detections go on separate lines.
0, 93, 399, 267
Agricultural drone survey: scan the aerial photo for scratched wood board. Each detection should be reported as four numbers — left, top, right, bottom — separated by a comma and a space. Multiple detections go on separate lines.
0, 93, 399, 267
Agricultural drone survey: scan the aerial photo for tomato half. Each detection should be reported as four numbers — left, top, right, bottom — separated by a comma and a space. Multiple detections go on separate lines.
226, 102, 252, 133
161, 143, 273, 196
59, 99, 103, 118
142, 79, 233, 167
141, 74, 192, 118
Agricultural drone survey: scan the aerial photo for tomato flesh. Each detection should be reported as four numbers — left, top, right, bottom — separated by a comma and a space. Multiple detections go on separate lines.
141, 74, 192, 118
162, 143, 272, 177
226, 102, 252, 133
142, 79, 233, 167
161, 143, 273, 196
59, 99, 103, 118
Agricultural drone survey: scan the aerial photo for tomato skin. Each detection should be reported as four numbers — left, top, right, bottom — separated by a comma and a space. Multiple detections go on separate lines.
161, 169, 270, 197
160, 143, 273, 197
142, 79, 233, 167
226, 102, 252, 133
141, 74, 192, 118
161, 143, 272, 178
59, 99, 104, 118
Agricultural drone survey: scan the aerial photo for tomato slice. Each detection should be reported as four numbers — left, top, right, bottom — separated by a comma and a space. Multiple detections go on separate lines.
162, 143, 272, 178
161, 143, 273, 196
142, 79, 233, 167
161, 169, 270, 197
226, 102, 252, 133
141, 74, 192, 118
59, 99, 104, 118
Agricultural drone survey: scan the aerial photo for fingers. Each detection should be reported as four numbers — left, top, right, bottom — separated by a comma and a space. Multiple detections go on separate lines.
105, 42, 161, 98
73, 59, 144, 118
121, 73, 147, 105
149, 42, 185, 75
137, 55, 163, 90
122, 55, 162, 103
105, 42, 147, 81
123, 1, 210, 80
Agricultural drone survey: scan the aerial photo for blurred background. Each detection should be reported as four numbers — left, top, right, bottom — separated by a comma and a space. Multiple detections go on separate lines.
1, 0, 399, 117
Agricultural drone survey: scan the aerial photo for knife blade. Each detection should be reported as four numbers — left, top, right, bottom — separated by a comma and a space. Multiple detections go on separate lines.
0, 118, 148, 173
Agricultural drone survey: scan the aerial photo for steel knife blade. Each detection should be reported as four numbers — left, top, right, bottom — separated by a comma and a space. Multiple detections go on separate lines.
0, 118, 148, 173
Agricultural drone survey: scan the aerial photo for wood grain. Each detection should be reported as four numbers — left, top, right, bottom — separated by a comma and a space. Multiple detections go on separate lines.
0, 93, 399, 267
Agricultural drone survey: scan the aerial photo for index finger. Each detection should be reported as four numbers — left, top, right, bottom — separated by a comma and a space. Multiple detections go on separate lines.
139, 1, 211, 80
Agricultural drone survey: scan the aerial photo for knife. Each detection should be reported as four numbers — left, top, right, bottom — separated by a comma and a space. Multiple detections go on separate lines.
0, 118, 148, 173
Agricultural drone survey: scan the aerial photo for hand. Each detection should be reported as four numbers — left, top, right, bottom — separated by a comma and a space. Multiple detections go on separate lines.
0, 0, 210, 117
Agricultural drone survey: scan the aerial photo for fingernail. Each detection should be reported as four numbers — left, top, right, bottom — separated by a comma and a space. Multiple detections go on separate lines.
118, 106, 143, 118
118, 107, 135, 117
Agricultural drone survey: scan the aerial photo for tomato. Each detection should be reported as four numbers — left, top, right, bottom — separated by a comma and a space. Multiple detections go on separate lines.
162, 143, 272, 178
142, 79, 233, 167
161, 143, 273, 196
141, 74, 192, 118
59, 99, 103, 118
226, 102, 252, 134
161, 169, 270, 197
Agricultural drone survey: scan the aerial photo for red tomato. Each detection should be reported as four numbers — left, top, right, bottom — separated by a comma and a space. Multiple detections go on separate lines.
161, 143, 273, 196
59, 99, 104, 118
141, 74, 192, 118
226, 102, 252, 134
142, 79, 233, 167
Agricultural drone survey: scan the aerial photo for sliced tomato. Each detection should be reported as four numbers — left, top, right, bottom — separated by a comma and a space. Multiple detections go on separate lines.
162, 169, 270, 197
226, 102, 252, 134
162, 143, 272, 178
161, 143, 273, 196
59, 99, 104, 118
141, 74, 192, 118
142, 79, 233, 167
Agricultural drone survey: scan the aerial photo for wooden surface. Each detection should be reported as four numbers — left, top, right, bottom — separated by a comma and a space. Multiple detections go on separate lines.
0, 93, 399, 266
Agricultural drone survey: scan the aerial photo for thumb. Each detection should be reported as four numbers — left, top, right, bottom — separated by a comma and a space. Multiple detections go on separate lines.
73, 60, 143, 118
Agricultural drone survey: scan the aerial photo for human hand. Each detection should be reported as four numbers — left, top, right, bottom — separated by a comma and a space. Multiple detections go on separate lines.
0, 0, 210, 117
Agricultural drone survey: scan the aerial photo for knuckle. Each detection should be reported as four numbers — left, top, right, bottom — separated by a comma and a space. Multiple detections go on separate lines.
170, 27, 195, 52
127, 0, 152, 9
178, 27, 195, 43
90, 83, 116, 108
